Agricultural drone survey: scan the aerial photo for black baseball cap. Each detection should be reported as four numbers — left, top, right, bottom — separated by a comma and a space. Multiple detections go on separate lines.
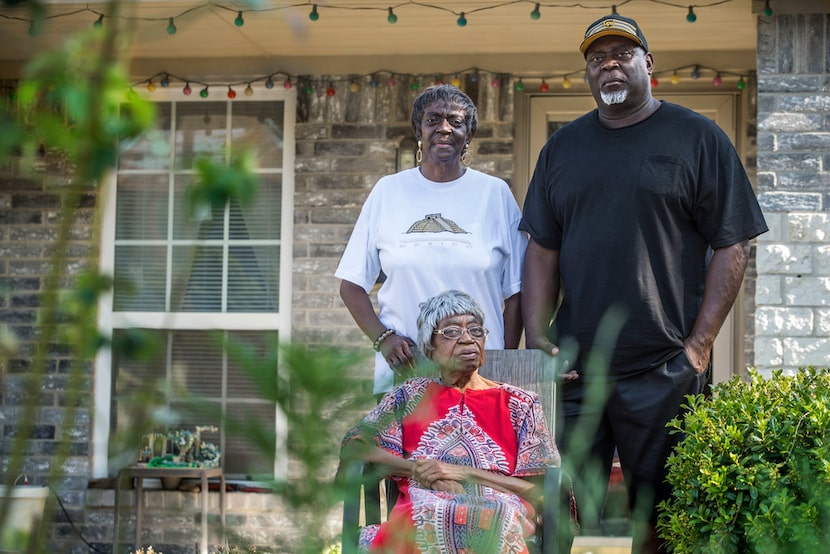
579, 14, 649, 55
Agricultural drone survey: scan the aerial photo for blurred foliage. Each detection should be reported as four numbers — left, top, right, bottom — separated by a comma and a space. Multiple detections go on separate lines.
1, 3, 158, 551
658, 368, 830, 553
1, 0, 366, 552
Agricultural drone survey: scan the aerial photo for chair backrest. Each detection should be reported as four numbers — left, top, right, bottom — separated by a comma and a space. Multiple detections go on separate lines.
479, 349, 558, 433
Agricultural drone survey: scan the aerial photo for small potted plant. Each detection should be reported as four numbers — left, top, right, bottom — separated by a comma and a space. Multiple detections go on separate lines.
657, 367, 830, 553
0, 476, 50, 551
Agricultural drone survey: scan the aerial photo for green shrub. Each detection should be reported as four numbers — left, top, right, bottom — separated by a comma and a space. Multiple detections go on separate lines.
658, 367, 830, 553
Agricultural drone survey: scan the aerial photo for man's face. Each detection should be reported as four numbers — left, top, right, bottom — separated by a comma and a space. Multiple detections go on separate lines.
584, 36, 653, 109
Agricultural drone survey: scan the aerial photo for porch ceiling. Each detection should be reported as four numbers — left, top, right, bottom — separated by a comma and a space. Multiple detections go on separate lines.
0, 0, 757, 78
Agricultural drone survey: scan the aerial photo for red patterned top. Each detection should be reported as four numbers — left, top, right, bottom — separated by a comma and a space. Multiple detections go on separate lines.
343, 377, 559, 553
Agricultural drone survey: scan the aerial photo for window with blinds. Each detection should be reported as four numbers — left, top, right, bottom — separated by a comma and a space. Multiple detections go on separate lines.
102, 94, 294, 479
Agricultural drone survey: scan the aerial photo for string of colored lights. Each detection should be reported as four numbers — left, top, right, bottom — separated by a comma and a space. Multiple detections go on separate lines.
123, 64, 750, 100
0, 0, 773, 36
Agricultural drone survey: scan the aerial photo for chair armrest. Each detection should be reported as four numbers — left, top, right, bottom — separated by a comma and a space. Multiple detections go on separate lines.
339, 459, 365, 554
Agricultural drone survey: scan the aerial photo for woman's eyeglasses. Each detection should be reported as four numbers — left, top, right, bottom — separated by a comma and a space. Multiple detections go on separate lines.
433, 326, 489, 340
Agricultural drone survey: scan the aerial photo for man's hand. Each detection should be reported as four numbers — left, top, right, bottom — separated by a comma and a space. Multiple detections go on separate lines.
528, 335, 579, 382
684, 341, 711, 375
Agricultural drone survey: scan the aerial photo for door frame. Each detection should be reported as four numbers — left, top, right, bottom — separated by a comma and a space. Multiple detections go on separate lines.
513, 90, 748, 383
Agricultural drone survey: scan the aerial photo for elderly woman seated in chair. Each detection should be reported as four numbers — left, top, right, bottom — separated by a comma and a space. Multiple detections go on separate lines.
341, 289, 561, 553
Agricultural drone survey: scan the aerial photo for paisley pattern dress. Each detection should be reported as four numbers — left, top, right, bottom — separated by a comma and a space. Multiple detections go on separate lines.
342, 377, 559, 553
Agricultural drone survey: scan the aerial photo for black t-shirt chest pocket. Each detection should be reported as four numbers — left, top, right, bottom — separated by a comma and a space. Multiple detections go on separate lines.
639, 154, 687, 198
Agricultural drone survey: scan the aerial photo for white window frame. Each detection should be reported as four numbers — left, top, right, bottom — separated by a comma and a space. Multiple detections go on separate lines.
92, 85, 296, 479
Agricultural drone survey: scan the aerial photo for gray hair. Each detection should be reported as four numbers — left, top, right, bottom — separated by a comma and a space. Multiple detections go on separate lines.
416, 290, 485, 357
410, 84, 478, 137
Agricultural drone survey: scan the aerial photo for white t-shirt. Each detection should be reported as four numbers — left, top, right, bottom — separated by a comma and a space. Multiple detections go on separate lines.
336, 167, 527, 394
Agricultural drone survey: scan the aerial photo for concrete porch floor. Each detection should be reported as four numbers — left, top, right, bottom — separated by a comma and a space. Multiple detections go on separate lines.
572, 535, 633, 554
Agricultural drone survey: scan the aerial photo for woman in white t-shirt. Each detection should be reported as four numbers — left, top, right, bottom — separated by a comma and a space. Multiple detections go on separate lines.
336, 84, 527, 395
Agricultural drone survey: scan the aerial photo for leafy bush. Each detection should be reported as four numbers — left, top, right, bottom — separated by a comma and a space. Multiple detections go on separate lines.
657, 367, 830, 553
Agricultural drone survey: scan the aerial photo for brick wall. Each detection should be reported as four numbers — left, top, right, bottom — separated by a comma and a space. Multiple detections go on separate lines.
754, 12, 830, 374
0, 151, 96, 551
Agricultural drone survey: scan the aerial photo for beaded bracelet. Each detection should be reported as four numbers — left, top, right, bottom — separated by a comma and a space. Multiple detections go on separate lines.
373, 328, 396, 352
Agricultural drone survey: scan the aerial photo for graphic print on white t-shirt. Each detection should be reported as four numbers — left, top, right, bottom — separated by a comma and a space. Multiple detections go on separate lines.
401, 213, 472, 248
407, 213, 468, 234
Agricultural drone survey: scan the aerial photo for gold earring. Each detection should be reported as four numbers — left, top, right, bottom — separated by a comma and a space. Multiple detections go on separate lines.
461, 144, 472, 167
416, 140, 423, 164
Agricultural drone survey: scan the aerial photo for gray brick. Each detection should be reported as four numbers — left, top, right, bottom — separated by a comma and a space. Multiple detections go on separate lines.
385, 125, 413, 140
309, 207, 361, 224
777, 132, 830, 151
776, 172, 830, 190
0, 210, 42, 224
9, 227, 58, 241
330, 156, 392, 173
313, 140, 367, 157
778, 94, 830, 113
802, 14, 826, 73
307, 173, 368, 191
758, 75, 824, 92
11, 193, 61, 209
759, 191, 823, 211
331, 124, 383, 139
777, 15, 796, 73
309, 243, 345, 258
756, 132, 776, 151
758, 113, 824, 132
476, 140, 513, 156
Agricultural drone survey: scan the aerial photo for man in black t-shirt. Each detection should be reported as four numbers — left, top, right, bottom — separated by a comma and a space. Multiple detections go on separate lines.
520, 14, 768, 554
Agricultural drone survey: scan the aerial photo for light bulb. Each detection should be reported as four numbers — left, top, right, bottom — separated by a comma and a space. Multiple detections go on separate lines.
686, 7, 697, 23
530, 3, 541, 20
387, 8, 397, 24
